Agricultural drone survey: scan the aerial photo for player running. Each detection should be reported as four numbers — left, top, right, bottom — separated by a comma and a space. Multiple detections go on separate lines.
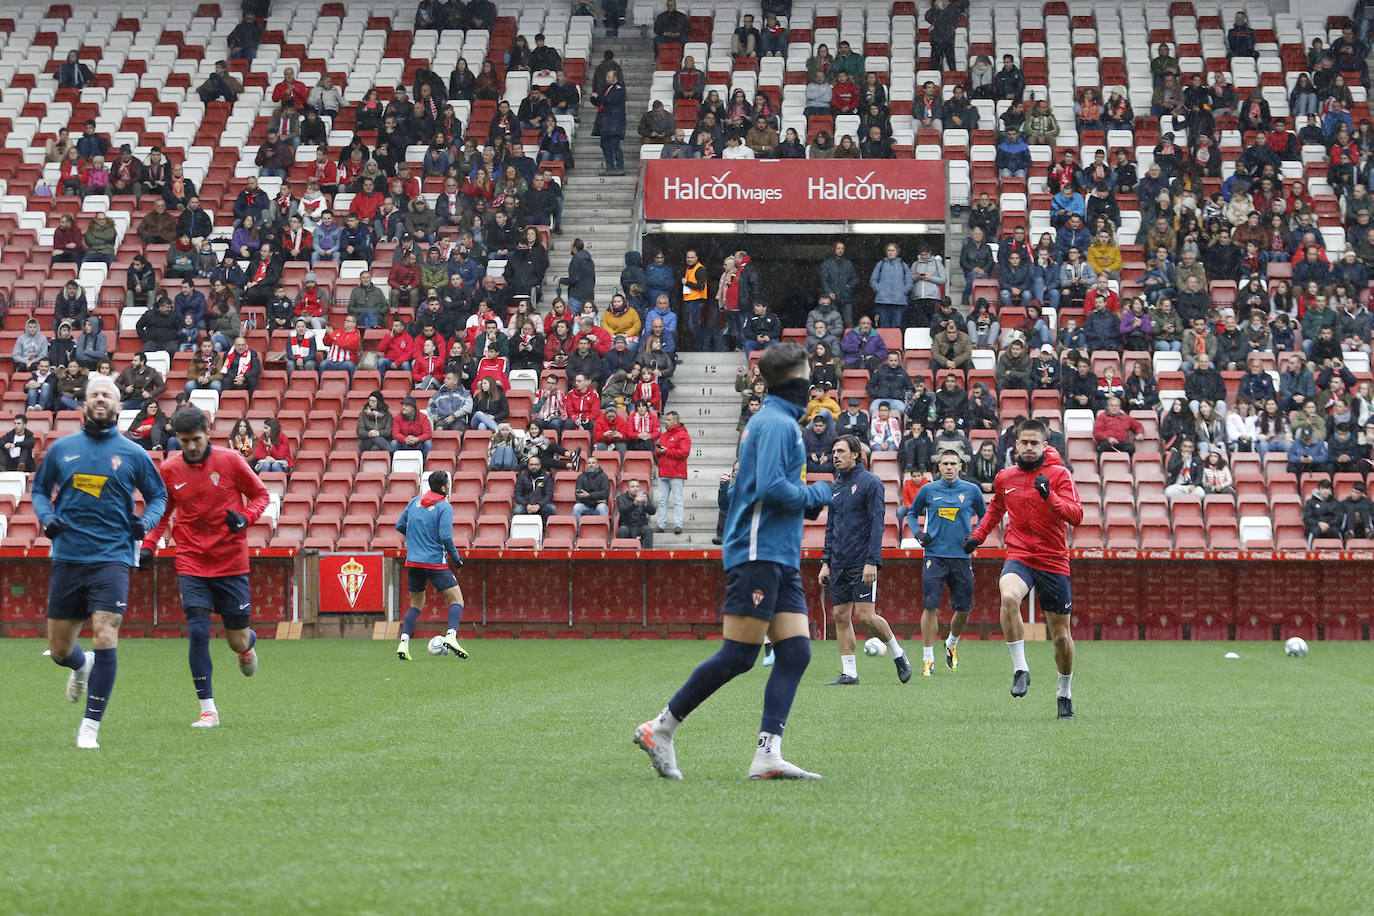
635, 342, 832, 780
33, 376, 167, 748
395, 471, 467, 661
963, 419, 1083, 718
820, 434, 911, 685
141, 407, 270, 728
906, 450, 986, 677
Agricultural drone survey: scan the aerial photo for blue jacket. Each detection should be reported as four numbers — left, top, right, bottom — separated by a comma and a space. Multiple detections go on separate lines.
646, 305, 678, 352
722, 396, 832, 570
995, 137, 1031, 173
1054, 224, 1091, 260
33, 425, 167, 566
396, 492, 460, 567
869, 256, 913, 305
906, 477, 986, 558
821, 465, 886, 570
645, 261, 676, 301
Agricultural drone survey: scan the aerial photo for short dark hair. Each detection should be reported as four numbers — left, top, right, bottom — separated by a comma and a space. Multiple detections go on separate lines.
427, 471, 449, 494
170, 406, 208, 435
758, 341, 809, 388
1018, 418, 1048, 440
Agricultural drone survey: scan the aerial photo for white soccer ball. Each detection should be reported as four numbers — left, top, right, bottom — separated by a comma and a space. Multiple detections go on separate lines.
863, 637, 887, 657
1284, 637, 1309, 657
427, 635, 450, 656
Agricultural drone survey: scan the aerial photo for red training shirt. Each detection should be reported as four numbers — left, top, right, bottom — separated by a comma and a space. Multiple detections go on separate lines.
143, 445, 270, 577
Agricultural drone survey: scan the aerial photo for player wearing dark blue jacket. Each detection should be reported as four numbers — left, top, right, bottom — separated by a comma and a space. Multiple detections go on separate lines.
394, 471, 468, 661
906, 451, 986, 675
636, 342, 832, 781
819, 435, 911, 685
33, 375, 167, 748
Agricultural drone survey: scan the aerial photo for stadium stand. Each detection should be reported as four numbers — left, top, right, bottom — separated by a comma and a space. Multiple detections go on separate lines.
1, 0, 1373, 620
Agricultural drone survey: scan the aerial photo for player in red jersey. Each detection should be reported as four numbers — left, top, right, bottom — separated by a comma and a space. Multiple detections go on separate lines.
964, 419, 1083, 718
142, 407, 270, 728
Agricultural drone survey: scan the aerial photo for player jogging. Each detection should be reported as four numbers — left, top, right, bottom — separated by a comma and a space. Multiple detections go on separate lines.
820, 434, 911, 685
141, 407, 270, 728
963, 419, 1083, 718
635, 342, 832, 780
395, 471, 467, 661
907, 450, 986, 677
33, 375, 167, 748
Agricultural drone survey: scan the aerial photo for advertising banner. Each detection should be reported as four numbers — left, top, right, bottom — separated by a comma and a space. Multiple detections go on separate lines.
319, 553, 386, 613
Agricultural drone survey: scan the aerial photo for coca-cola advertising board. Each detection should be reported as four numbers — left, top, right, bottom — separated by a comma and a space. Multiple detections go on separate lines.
643, 160, 947, 222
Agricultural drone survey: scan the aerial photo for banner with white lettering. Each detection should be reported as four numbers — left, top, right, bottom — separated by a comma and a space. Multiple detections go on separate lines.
643, 160, 947, 222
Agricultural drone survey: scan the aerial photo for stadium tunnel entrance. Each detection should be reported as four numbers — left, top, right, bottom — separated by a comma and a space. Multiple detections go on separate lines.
640, 230, 947, 330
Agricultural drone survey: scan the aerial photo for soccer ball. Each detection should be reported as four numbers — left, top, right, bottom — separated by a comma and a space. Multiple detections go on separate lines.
863, 637, 887, 657
427, 635, 450, 656
1284, 637, 1309, 657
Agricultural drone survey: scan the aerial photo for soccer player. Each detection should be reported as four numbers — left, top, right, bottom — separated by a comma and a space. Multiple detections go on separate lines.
963, 419, 1083, 718
820, 434, 911, 685
634, 342, 832, 780
33, 375, 167, 748
394, 471, 467, 661
906, 450, 986, 676
141, 407, 270, 728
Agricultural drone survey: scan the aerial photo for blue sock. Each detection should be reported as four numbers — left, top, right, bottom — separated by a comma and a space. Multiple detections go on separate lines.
56, 644, 85, 670
85, 648, 117, 723
187, 616, 214, 701
760, 636, 811, 736
402, 606, 420, 637
667, 639, 759, 721
244, 628, 257, 651
446, 604, 463, 631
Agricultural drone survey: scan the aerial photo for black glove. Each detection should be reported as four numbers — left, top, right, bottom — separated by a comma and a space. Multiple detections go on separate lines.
449, 553, 464, 570
915, 531, 933, 548
130, 516, 146, 540
962, 536, 980, 555
43, 518, 65, 540
1034, 473, 1050, 499
226, 510, 248, 533
139, 547, 154, 567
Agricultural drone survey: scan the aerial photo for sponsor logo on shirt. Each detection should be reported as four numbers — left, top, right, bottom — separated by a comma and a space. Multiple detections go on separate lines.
72, 473, 108, 499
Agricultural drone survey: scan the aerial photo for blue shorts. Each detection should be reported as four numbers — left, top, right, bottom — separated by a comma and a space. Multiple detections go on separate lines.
722, 560, 808, 622
408, 566, 458, 594
179, 574, 252, 628
47, 561, 131, 620
829, 566, 876, 606
1002, 558, 1073, 616
922, 556, 974, 612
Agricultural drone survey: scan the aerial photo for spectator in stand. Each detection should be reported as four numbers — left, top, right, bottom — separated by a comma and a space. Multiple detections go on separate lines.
357, 392, 394, 453
393, 397, 434, 456
742, 301, 783, 355
924, 0, 961, 71
1288, 426, 1329, 479
566, 374, 602, 431
959, 228, 996, 306
593, 405, 630, 457
1164, 439, 1205, 500
867, 350, 914, 413
1303, 478, 1345, 545
0, 415, 37, 471
1093, 397, 1144, 454
996, 127, 1031, 178
930, 321, 974, 373
572, 453, 612, 530
319, 315, 361, 381
803, 415, 836, 474
616, 479, 657, 546
515, 456, 556, 522
1343, 481, 1374, 539
1061, 356, 1098, 411
995, 338, 1033, 391
250, 417, 292, 474
653, 0, 689, 51
654, 410, 690, 534
841, 316, 887, 371
1083, 293, 1121, 352
870, 243, 913, 329
1185, 353, 1227, 416
220, 337, 261, 394
1030, 344, 1060, 392
831, 71, 861, 115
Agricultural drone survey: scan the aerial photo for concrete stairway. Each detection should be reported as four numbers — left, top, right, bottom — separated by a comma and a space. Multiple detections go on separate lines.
652, 350, 746, 548
553, 35, 655, 307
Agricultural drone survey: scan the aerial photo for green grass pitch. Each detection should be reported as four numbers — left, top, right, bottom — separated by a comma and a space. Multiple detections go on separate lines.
1, 638, 1370, 915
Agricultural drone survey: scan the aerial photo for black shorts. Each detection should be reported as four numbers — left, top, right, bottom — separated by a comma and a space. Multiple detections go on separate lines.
1002, 558, 1073, 616
829, 566, 876, 606
47, 561, 130, 620
407, 566, 458, 594
179, 574, 252, 629
722, 560, 808, 622
922, 556, 975, 612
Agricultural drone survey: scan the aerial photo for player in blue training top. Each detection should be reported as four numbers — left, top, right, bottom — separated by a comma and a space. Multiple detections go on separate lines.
635, 342, 832, 780
819, 434, 912, 685
32, 375, 167, 748
906, 450, 986, 677
394, 471, 468, 661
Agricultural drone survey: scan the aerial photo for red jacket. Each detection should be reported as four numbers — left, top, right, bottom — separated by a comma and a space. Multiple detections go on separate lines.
656, 423, 691, 479
143, 446, 270, 576
566, 387, 602, 423
544, 333, 577, 365
631, 379, 662, 412
254, 435, 294, 469
471, 356, 509, 393
272, 79, 309, 110
295, 290, 327, 317
350, 191, 384, 222
831, 81, 860, 112
311, 159, 339, 186
324, 327, 361, 362
412, 331, 448, 361
592, 412, 630, 445
393, 411, 433, 446
970, 448, 1083, 575
628, 410, 660, 443
390, 261, 421, 290
1092, 411, 1144, 445
412, 353, 445, 384
378, 330, 415, 362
